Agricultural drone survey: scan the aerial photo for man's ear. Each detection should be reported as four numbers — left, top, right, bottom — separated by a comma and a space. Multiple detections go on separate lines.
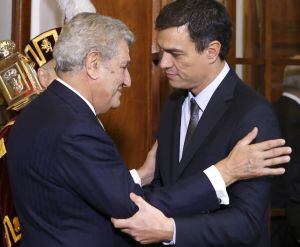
37, 67, 49, 89
206, 41, 221, 64
85, 51, 101, 79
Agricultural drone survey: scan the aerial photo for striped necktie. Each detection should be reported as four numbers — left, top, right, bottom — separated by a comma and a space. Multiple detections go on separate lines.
183, 98, 200, 152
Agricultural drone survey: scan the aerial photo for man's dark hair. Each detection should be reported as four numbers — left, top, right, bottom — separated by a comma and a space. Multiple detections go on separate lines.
156, 0, 232, 60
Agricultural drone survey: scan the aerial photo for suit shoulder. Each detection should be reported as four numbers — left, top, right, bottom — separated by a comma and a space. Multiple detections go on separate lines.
233, 81, 271, 110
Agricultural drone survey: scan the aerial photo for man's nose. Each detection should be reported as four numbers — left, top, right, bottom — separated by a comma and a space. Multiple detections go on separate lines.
123, 69, 131, 87
159, 52, 173, 69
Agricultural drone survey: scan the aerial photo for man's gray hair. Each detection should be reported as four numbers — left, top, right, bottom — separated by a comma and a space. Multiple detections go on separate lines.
53, 12, 134, 72
282, 54, 300, 91
283, 65, 300, 91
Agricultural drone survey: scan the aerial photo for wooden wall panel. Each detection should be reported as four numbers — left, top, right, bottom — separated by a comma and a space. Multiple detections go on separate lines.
151, 0, 174, 142
11, 0, 31, 52
91, 0, 153, 169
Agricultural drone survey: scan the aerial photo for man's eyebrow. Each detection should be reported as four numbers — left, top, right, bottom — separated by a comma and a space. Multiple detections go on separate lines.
163, 48, 184, 54
121, 60, 131, 66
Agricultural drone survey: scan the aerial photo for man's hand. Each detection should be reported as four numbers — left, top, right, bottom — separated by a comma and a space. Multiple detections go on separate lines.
216, 127, 292, 186
137, 141, 158, 186
111, 193, 174, 244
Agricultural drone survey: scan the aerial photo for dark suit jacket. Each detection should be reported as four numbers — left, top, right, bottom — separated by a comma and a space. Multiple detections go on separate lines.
272, 96, 300, 207
7, 80, 221, 247
272, 95, 300, 246
154, 69, 281, 247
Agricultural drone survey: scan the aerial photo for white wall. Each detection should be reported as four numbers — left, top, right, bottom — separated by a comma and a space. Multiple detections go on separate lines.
0, 0, 12, 40
31, 0, 64, 39
235, 0, 244, 79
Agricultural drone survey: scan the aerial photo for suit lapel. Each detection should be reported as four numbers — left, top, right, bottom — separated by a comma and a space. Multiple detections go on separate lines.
159, 90, 187, 185
169, 93, 185, 183
175, 69, 239, 180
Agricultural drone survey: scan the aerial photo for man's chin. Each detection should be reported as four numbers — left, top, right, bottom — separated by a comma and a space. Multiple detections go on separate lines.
169, 81, 184, 89
111, 100, 121, 109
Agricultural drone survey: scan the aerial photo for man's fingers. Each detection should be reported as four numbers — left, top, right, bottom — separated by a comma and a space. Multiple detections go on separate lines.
140, 239, 152, 245
130, 193, 147, 209
130, 193, 143, 208
260, 167, 286, 176
147, 140, 158, 158
111, 218, 131, 229
120, 229, 149, 244
262, 146, 292, 159
150, 141, 158, 154
237, 127, 258, 146
253, 139, 286, 151
120, 228, 133, 235
263, 155, 291, 167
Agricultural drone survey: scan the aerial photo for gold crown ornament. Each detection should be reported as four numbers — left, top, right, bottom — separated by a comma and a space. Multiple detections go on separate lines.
0, 40, 42, 111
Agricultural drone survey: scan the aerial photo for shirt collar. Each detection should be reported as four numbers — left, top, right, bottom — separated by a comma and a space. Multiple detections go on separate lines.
282, 92, 300, 106
188, 62, 230, 111
56, 77, 96, 116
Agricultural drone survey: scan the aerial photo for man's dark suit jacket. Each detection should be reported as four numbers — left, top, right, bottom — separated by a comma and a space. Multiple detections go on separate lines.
7, 80, 221, 247
153, 69, 280, 247
272, 95, 300, 246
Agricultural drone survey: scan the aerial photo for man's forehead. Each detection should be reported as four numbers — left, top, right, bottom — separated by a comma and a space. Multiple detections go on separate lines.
116, 41, 130, 60
118, 53, 130, 66
158, 25, 189, 38
157, 25, 190, 49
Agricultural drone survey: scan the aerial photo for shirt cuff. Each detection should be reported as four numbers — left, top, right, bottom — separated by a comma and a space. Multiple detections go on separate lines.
204, 165, 229, 205
163, 218, 176, 245
130, 169, 141, 187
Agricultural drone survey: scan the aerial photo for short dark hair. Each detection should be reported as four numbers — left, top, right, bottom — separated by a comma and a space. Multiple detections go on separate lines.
156, 0, 232, 60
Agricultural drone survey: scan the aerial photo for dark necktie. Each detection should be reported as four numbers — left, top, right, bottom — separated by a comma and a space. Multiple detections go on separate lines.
183, 98, 200, 152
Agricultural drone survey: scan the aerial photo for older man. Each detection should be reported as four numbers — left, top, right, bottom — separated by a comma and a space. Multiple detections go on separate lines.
7, 13, 291, 247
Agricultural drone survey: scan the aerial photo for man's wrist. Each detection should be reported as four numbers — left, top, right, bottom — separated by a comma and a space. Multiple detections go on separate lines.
161, 217, 174, 242
215, 158, 237, 186
136, 167, 149, 187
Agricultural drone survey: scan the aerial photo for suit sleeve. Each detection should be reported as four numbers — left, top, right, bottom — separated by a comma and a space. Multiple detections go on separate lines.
174, 103, 280, 246
54, 121, 142, 219
141, 144, 220, 215
146, 171, 220, 216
